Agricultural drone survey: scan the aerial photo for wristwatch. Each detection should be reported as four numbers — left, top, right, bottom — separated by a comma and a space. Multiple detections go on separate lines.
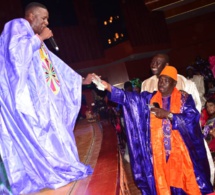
168, 112, 173, 120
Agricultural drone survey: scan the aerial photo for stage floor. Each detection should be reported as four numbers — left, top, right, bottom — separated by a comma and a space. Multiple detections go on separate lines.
27, 119, 119, 195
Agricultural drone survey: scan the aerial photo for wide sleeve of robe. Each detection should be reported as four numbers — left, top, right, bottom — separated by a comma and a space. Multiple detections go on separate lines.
0, 18, 92, 195
109, 86, 157, 195
171, 94, 214, 194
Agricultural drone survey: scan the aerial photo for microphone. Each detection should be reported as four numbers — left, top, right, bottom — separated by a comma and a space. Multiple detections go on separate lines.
49, 37, 59, 51
153, 102, 160, 108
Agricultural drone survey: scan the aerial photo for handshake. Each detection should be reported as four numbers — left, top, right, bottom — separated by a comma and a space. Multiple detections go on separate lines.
92, 74, 106, 91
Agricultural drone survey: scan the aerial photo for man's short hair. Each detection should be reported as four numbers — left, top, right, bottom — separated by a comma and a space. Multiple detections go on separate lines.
156, 53, 169, 64
124, 81, 132, 90
206, 97, 215, 105
25, 2, 47, 15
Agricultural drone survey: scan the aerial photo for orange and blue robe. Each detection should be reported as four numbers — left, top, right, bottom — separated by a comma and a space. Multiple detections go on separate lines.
109, 86, 213, 195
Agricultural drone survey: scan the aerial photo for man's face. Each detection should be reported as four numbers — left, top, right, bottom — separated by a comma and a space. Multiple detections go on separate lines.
150, 55, 167, 76
206, 102, 215, 116
30, 7, 49, 34
125, 86, 132, 92
158, 75, 176, 97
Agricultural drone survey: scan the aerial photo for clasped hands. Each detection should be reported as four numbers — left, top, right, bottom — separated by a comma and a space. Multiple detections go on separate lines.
82, 73, 101, 85
82, 73, 108, 90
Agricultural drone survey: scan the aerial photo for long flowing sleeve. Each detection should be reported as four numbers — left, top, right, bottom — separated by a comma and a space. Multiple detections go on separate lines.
3, 18, 41, 94
109, 86, 157, 195
171, 94, 213, 194
0, 18, 91, 195
0, 18, 41, 119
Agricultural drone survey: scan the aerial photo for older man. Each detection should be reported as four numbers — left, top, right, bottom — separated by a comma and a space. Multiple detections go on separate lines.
100, 66, 213, 194
141, 54, 202, 112
141, 54, 215, 185
0, 2, 93, 195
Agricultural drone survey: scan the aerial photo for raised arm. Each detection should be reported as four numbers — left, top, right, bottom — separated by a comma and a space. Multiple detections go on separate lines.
100, 80, 112, 92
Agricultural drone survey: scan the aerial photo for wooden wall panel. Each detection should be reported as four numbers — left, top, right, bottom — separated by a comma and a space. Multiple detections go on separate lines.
168, 11, 215, 76
125, 57, 152, 81
121, 0, 170, 48
79, 62, 129, 86
124, 11, 215, 80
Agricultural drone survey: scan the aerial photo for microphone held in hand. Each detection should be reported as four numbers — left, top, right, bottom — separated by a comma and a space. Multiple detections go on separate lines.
153, 102, 160, 108
49, 37, 59, 51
